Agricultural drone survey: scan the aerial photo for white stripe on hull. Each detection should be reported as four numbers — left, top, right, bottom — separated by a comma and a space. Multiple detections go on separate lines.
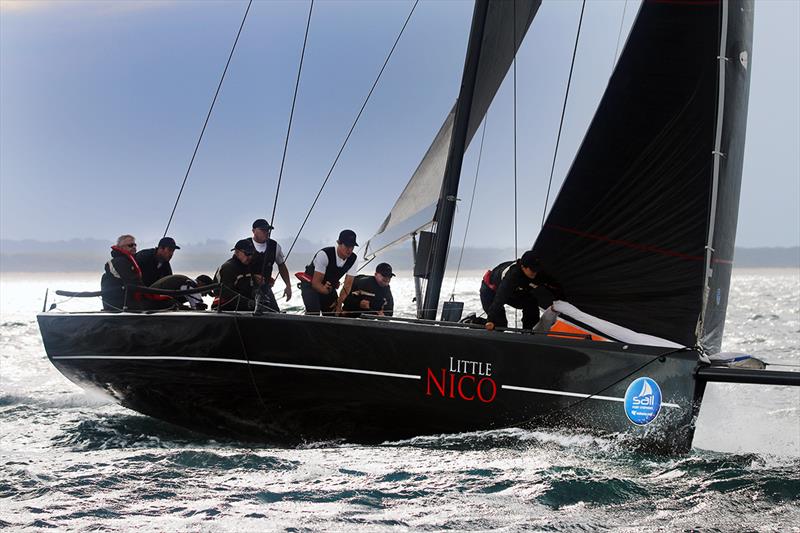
52, 354, 681, 408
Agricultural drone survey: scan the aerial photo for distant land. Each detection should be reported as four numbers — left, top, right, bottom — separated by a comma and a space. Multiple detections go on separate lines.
0, 239, 798, 273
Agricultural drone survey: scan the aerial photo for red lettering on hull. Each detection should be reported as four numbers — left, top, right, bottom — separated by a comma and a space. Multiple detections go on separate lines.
426, 368, 496, 403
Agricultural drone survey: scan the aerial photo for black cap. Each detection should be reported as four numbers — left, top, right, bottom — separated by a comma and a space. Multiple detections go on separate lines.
376, 262, 395, 278
158, 237, 180, 250
520, 250, 541, 270
338, 229, 358, 247
195, 274, 213, 286
232, 238, 256, 255
252, 219, 274, 230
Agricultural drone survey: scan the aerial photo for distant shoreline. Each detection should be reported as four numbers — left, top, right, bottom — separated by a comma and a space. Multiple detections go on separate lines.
0, 240, 798, 272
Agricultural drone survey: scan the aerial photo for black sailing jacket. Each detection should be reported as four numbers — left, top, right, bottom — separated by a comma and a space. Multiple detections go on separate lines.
342, 275, 394, 317
135, 248, 173, 286
484, 262, 562, 324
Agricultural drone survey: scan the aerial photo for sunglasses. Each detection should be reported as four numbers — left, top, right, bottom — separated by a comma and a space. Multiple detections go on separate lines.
125, 243, 137, 248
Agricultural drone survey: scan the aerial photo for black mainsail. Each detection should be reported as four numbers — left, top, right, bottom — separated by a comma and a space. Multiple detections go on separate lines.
533, 0, 754, 352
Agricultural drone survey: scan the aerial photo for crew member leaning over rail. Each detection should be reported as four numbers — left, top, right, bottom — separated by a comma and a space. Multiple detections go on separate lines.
342, 262, 395, 318
101, 234, 143, 311
481, 250, 562, 331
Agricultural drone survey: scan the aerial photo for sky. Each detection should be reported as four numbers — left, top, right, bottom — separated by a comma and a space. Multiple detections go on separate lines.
1, 0, 798, 253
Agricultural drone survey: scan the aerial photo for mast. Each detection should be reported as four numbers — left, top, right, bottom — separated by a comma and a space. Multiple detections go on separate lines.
422, 0, 490, 320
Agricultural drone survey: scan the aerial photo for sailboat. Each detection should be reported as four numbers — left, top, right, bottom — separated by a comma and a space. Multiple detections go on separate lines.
37, 0, 798, 454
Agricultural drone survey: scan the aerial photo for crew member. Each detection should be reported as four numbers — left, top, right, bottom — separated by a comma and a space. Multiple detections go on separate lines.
481, 250, 562, 331
300, 229, 359, 315
247, 218, 291, 312
342, 262, 395, 318
101, 234, 143, 311
214, 239, 257, 311
135, 237, 180, 286
149, 274, 213, 310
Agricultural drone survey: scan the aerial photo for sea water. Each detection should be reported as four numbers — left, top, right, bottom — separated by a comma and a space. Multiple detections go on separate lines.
1, 270, 798, 531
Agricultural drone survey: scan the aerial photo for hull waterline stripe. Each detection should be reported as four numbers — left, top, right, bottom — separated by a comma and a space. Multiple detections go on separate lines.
501, 384, 680, 408
51, 355, 420, 380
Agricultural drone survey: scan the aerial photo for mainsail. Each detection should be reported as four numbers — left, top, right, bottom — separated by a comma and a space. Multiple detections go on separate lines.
363, 0, 541, 258
533, 0, 754, 351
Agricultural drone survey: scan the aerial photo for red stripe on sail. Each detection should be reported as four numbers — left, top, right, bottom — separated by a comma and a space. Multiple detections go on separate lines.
545, 224, 734, 264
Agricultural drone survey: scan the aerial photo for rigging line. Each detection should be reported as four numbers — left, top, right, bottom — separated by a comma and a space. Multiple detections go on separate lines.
513, 0, 518, 259
611, 0, 628, 70
513, 0, 518, 327
163, 0, 253, 237
451, 117, 489, 296
532, 346, 693, 425
271, 0, 314, 225
284, 0, 420, 261
539, 0, 586, 229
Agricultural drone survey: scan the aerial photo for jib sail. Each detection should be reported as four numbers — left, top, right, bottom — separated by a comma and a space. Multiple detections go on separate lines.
363, 0, 541, 259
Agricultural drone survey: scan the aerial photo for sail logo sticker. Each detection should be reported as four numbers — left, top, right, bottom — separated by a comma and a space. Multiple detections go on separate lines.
624, 377, 662, 425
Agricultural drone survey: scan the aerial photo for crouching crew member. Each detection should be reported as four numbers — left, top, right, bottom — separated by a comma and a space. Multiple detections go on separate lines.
101, 234, 143, 311
248, 218, 291, 312
481, 250, 562, 331
136, 237, 180, 286
214, 239, 257, 311
300, 229, 359, 315
149, 274, 213, 310
342, 262, 395, 318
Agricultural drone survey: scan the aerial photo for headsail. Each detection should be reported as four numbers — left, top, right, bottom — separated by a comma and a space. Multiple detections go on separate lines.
533, 0, 754, 351
363, 0, 541, 259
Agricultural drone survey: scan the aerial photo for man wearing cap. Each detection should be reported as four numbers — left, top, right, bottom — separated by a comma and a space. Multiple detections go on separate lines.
135, 237, 180, 286
214, 239, 257, 311
480, 250, 562, 331
247, 218, 291, 312
342, 262, 395, 318
300, 229, 359, 315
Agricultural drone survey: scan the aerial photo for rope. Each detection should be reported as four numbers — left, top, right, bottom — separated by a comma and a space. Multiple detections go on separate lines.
163, 0, 253, 237
284, 0, 420, 261
271, 0, 314, 225
513, 0, 518, 259
540, 0, 586, 229
533, 346, 693, 425
611, 0, 628, 70
450, 118, 488, 296
230, 312, 270, 412
512, 0, 519, 328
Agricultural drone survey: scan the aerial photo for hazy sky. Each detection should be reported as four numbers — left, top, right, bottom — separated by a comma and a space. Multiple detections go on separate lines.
1, 0, 798, 252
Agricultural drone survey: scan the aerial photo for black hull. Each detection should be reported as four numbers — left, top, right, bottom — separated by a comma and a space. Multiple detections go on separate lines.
38, 312, 704, 453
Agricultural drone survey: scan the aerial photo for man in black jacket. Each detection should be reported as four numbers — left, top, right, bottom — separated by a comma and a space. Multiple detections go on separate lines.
214, 239, 257, 311
101, 234, 143, 311
480, 251, 562, 331
135, 237, 180, 286
342, 262, 395, 318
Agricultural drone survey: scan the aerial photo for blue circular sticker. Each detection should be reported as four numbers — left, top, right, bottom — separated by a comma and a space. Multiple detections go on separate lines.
624, 377, 662, 425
